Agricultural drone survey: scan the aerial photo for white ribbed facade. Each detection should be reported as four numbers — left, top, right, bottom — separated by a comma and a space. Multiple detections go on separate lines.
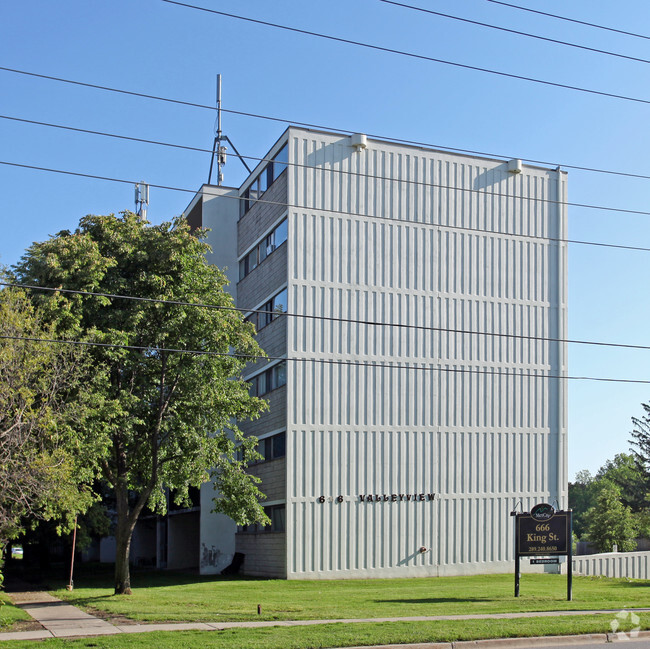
189, 126, 567, 579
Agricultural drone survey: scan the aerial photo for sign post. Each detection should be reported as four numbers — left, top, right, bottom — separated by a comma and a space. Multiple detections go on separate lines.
514, 504, 572, 601
514, 539, 520, 597
567, 510, 573, 602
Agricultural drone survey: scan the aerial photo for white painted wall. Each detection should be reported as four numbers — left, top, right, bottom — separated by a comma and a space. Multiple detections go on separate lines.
199, 481, 237, 574
285, 128, 567, 578
200, 185, 240, 293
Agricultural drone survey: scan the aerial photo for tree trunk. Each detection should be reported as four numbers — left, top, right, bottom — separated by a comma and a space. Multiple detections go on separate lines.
114, 482, 136, 595
114, 528, 133, 595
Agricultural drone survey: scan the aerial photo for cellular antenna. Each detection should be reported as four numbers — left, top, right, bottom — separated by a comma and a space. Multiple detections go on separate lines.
135, 181, 149, 220
208, 74, 251, 185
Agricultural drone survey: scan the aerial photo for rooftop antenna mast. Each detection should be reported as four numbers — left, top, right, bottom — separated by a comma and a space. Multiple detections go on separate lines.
208, 74, 251, 185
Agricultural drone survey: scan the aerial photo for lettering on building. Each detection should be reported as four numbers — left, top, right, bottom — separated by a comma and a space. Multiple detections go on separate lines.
317, 493, 436, 503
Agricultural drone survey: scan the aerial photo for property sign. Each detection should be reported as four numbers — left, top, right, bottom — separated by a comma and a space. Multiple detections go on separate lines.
517, 511, 570, 556
513, 505, 573, 601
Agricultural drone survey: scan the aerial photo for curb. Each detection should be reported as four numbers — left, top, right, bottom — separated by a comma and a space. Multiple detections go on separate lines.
333, 629, 650, 648
3, 628, 650, 646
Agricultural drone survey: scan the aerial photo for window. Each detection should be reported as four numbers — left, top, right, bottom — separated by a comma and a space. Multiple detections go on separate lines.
253, 287, 287, 330
240, 187, 250, 217
238, 219, 288, 281
271, 431, 286, 459
270, 144, 288, 182
246, 290, 284, 330
260, 431, 286, 462
272, 362, 286, 390
274, 219, 288, 248
239, 143, 288, 218
235, 431, 285, 464
238, 504, 285, 534
259, 169, 268, 194
248, 361, 287, 397
266, 504, 285, 532
248, 177, 259, 203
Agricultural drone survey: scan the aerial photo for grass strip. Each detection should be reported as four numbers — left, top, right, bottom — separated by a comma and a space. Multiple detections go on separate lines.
0, 613, 648, 648
50, 571, 650, 622
0, 594, 32, 629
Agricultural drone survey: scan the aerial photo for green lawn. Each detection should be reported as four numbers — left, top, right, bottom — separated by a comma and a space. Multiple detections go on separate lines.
49, 569, 650, 623
0, 613, 648, 648
0, 594, 32, 629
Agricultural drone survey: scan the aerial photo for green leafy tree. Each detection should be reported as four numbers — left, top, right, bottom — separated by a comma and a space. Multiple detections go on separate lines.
584, 483, 638, 552
14, 213, 269, 594
570, 454, 649, 542
596, 453, 648, 512
630, 405, 650, 501
0, 285, 98, 583
568, 470, 598, 539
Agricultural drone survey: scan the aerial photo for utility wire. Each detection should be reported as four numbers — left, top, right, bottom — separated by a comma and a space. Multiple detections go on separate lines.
3, 281, 650, 354
7, 112, 650, 184
485, 0, 650, 42
4, 74, 650, 183
1, 115, 212, 155
160, 0, 650, 108
1, 333, 646, 385
4, 114, 650, 254
380, 0, 650, 66
5, 158, 650, 248
2, 157, 650, 256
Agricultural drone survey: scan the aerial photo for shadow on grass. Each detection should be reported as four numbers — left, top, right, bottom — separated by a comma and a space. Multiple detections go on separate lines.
375, 597, 492, 604
59, 595, 122, 606
6, 561, 262, 594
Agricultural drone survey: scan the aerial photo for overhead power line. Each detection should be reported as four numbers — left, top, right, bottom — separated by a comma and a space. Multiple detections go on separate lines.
4, 72, 650, 183
0, 115, 213, 155
0, 160, 650, 227
1, 333, 647, 385
160, 0, 650, 108
7, 113, 650, 184
3, 281, 650, 354
486, 0, 650, 42
380, 0, 650, 66
4, 159, 650, 256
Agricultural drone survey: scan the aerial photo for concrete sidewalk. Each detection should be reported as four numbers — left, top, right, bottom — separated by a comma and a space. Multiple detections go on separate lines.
2, 591, 650, 644
3, 590, 119, 640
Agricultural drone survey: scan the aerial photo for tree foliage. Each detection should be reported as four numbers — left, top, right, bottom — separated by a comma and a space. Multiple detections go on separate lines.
584, 483, 638, 553
631, 404, 650, 494
595, 453, 648, 511
568, 470, 597, 539
0, 284, 98, 579
14, 213, 269, 594
570, 453, 649, 542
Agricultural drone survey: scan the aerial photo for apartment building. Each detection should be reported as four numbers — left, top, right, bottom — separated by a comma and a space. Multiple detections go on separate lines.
179, 126, 567, 579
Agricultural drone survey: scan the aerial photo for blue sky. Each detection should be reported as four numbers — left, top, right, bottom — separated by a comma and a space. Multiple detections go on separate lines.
2, 0, 650, 478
